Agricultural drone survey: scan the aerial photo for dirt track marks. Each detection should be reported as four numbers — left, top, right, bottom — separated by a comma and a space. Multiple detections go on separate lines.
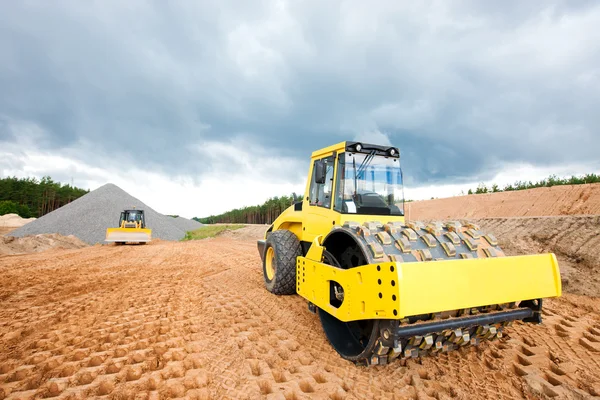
2, 236, 600, 399
503, 305, 600, 399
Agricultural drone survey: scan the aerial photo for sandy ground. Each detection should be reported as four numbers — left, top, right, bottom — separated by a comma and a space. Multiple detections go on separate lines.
216, 225, 270, 241
408, 183, 600, 220
1, 224, 600, 400
0, 228, 15, 237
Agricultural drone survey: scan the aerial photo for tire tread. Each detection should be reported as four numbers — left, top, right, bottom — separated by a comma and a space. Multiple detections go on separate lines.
264, 230, 301, 295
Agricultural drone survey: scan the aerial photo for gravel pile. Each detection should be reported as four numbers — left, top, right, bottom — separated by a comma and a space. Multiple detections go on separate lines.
170, 216, 203, 232
8, 183, 192, 245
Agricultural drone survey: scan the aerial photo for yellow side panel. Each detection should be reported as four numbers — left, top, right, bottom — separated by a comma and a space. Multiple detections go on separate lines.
297, 253, 561, 322
397, 254, 561, 317
269, 204, 303, 239
278, 222, 302, 239
303, 206, 337, 242
338, 214, 405, 227
299, 206, 406, 243
297, 256, 398, 321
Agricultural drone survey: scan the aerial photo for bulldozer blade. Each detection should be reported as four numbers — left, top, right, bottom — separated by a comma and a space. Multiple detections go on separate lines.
105, 228, 152, 243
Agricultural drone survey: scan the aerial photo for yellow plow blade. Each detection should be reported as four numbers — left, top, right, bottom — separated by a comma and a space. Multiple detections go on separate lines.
105, 227, 152, 243
297, 253, 561, 322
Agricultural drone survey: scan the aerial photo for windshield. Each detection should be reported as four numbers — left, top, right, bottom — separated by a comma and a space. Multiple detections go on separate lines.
335, 152, 404, 215
126, 211, 142, 221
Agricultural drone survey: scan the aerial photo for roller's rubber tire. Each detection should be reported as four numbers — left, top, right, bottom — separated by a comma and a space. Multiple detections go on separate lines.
263, 230, 302, 295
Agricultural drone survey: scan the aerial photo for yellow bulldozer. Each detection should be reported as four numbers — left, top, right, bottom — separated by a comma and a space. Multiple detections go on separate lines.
105, 208, 152, 245
257, 141, 561, 366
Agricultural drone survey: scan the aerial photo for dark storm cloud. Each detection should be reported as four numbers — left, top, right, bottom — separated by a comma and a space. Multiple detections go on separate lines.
1, 1, 599, 186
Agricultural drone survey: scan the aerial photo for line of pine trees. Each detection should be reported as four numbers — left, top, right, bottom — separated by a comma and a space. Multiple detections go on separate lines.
467, 173, 600, 195
195, 194, 414, 224
0, 176, 89, 218
194, 194, 298, 224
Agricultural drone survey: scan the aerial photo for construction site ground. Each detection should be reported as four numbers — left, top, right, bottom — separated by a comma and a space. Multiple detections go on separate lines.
2, 184, 600, 400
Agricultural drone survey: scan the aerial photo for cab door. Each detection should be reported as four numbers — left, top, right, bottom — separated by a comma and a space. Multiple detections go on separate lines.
304, 154, 337, 242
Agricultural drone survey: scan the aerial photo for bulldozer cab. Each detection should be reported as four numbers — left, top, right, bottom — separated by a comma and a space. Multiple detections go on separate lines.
119, 209, 146, 229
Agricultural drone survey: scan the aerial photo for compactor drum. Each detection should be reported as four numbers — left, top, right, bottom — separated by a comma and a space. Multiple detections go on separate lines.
105, 208, 152, 244
257, 141, 562, 366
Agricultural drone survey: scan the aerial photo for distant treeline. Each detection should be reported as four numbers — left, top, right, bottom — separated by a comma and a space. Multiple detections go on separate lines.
196, 194, 415, 225
0, 176, 89, 218
467, 173, 600, 195
194, 195, 297, 224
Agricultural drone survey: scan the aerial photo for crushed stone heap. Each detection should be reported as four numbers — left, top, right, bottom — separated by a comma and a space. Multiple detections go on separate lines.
170, 216, 203, 232
8, 183, 203, 245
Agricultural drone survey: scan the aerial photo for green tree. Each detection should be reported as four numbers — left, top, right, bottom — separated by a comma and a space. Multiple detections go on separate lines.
475, 184, 488, 194
0, 200, 19, 215
0, 176, 89, 218
195, 194, 295, 224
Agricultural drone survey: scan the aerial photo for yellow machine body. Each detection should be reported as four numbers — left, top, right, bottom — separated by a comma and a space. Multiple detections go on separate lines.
258, 140, 562, 365
105, 208, 152, 244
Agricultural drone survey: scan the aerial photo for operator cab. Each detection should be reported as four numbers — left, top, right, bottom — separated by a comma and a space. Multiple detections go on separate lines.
119, 209, 146, 228
309, 142, 405, 216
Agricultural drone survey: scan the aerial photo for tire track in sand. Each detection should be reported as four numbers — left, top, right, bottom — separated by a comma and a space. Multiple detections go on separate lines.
1, 232, 600, 399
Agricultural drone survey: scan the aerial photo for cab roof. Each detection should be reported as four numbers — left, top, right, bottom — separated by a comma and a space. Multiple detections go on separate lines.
310, 141, 399, 159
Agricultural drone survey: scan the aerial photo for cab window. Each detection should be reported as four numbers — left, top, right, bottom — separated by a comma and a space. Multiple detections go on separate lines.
308, 155, 335, 208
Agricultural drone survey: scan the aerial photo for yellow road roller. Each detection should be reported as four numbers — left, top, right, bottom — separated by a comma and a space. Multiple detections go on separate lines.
257, 141, 561, 366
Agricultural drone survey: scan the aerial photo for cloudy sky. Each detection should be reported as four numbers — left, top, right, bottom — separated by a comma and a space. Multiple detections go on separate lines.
1, 1, 599, 219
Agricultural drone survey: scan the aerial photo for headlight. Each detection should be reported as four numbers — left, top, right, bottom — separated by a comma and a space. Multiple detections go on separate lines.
355, 143, 362, 151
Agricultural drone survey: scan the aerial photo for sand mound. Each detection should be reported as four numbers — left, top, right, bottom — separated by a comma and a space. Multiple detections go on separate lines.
0, 213, 36, 228
7, 184, 189, 245
0, 233, 88, 256
409, 183, 600, 220
216, 224, 269, 240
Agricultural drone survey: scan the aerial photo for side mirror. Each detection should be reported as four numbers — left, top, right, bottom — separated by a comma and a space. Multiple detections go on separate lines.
314, 160, 327, 184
